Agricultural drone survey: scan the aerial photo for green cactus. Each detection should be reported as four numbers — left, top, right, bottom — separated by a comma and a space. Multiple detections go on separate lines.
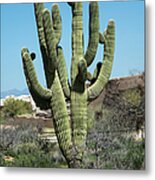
21, 2, 115, 168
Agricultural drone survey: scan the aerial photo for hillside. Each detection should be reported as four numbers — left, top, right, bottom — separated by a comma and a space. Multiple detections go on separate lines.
89, 74, 144, 110
88, 73, 145, 135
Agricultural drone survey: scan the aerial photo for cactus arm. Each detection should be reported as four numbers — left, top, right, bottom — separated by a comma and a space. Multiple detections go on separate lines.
42, 9, 58, 88
52, 4, 62, 44
42, 9, 57, 65
84, 2, 99, 67
22, 49, 50, 109
57, 46, 70, 99
87, 20, 115, 101
34, 3, 45, 47
34, 3, 50, 88
22, 76, 50, 110
21, 48, 52, 100
51, 72, 73, 162
34, 4, 61, 89
34, 4, 55, 88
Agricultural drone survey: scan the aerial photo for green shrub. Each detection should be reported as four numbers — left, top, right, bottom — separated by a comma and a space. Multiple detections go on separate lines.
122, 88, 141, 107
2, 97, 33, 117
0, 122, 67, 168
85, 90, 145, 170
86, 129, 145, 170
0, 110, 5, 124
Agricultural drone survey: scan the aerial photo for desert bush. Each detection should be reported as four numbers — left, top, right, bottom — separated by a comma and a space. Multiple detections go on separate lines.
0, 110, 5, 124
122, 88, 142, 108
85, 121, 145, 170
2, 97, 33, 118
84, 87, 145, 170
0, 122, 66, 168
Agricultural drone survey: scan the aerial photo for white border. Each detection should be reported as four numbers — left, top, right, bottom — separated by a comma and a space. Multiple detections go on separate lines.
0, 0, 155, 180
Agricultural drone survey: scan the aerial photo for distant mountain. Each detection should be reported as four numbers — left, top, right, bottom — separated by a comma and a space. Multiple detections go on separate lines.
1, 88, 29, 99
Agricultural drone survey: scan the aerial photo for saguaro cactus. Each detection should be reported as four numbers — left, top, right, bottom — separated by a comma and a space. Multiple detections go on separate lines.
21, 2, 115, 168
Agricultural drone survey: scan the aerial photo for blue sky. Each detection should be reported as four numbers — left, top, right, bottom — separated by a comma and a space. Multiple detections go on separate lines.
1, 1, 144, 92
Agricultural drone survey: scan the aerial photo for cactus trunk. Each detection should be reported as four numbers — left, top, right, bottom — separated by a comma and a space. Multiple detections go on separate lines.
21, 2, 115, 168
70, 3, 88, 161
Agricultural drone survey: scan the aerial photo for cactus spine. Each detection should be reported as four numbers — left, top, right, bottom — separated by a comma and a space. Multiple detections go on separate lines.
21, 2, 115, 168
